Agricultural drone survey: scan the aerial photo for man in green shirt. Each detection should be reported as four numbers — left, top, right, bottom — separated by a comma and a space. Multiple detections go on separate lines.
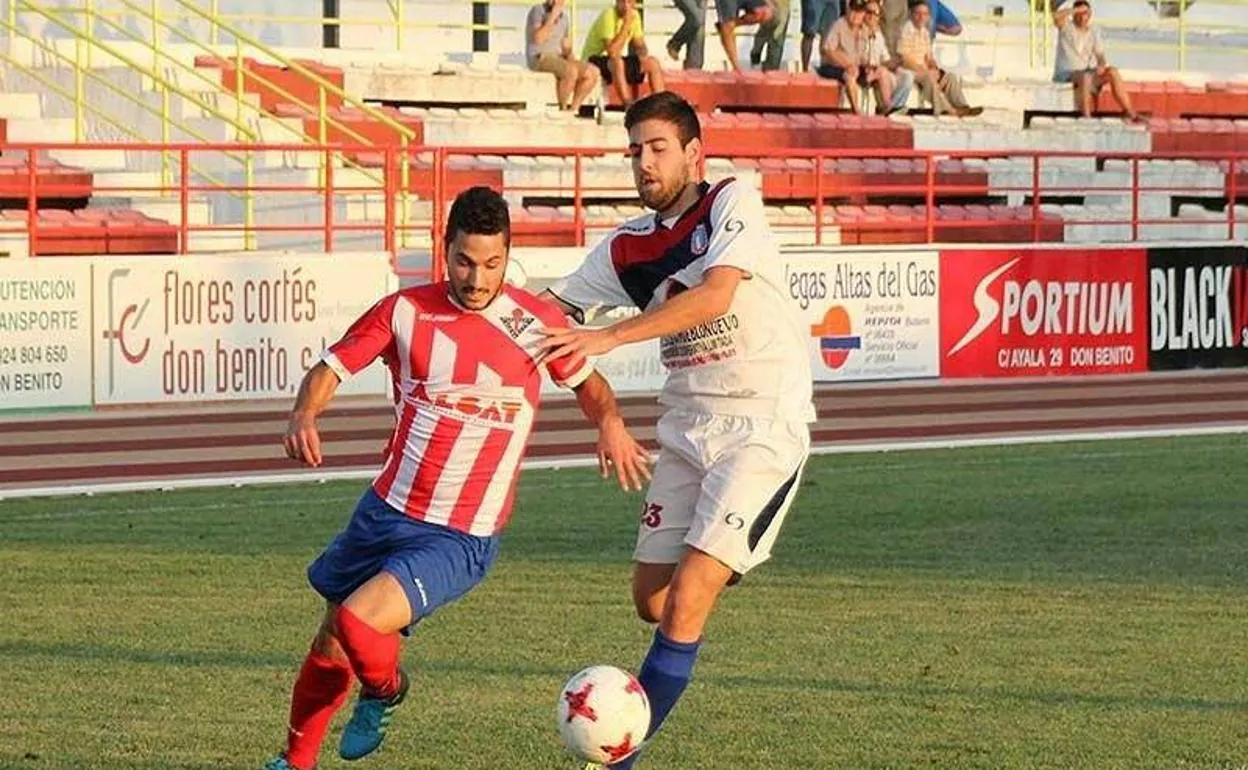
583, 0, 666, 106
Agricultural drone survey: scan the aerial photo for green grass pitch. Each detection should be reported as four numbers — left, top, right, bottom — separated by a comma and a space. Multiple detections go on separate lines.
2, 434, 1247, 769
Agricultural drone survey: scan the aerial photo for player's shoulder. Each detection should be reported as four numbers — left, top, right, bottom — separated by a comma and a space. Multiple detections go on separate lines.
387, 282, 461, 320
709, 176, 761, 212
503, 284, 570, 326
610, 210, 660, 240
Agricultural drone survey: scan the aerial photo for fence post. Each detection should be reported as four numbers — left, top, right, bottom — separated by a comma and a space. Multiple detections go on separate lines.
1228, 157, 1238, 241
323, 146, 335, 253
26, 149, 37, 258
814, 153, 824, 245
472, 2, 489, 52
1178, 0, 1187, 71
924, 153, 936, 243
323, 0, 340, 47
73, 37, 84, 142
244, 150, 255, 250
180, 148, 190, 253
398, 138, 411, 249
1031, 154, 1041, 242
574, 153, 585, 247
1131, 156, 1140, 242
396, 0, 404, 50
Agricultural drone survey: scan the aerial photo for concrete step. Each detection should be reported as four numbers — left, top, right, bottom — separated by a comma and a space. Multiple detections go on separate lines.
90, 195, 212, 225
0, 93, 43, 120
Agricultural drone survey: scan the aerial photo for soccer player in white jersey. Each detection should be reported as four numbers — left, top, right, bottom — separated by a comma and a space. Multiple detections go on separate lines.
539, 92, 816, 768
265, 186, 651, 770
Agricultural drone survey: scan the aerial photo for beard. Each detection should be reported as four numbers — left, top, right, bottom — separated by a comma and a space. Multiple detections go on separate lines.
637, 168, 690, 213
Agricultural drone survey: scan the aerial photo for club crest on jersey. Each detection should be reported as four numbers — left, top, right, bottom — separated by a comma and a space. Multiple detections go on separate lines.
501, 307, 535, 338
690, 224, 709, 256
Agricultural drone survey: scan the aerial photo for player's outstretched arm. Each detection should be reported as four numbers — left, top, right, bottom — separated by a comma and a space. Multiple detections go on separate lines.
573, 371, 652, 492
539, 266, 745, 361
284, 362, 341, 468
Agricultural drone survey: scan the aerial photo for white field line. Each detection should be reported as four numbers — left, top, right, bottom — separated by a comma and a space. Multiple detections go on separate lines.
1, 422, 1245, 510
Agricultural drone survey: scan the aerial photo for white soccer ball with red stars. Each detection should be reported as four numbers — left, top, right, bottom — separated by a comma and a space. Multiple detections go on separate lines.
557, 665, 651, 764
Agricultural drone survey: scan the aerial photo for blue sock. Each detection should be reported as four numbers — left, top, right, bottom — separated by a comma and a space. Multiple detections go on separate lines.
608, 630, 701, 770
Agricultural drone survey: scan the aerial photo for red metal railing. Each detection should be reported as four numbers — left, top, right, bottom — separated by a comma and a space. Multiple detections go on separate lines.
0, 142, 1245, 282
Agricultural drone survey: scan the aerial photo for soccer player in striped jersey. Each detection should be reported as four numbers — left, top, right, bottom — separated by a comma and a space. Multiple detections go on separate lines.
264, 186, 651, 770
539, 92, 816, 769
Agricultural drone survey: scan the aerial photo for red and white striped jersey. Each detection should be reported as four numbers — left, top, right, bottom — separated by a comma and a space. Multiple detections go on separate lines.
321, 283, 593, 536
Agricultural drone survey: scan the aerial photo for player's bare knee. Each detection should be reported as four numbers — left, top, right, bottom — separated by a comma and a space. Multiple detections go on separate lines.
312, 606, 350, 662
633, 592, 664, 624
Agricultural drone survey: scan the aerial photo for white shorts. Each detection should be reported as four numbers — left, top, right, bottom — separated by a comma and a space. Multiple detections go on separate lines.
634, 409, 810, 575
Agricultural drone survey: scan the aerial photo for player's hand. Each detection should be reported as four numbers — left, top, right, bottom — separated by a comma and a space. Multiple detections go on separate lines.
284, 412, 324, 467
538, 325, 619, 361
597, 415, 652, 492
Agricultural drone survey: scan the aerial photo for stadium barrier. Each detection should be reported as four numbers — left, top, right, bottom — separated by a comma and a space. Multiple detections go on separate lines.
3, 243, 1245, 414
0, 142, 1244, 273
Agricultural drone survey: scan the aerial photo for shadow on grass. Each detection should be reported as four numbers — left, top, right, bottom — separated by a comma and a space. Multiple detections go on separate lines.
3, 639, 1245, 715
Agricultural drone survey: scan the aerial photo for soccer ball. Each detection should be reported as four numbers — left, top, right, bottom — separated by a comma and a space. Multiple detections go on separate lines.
557, 665, 651, 764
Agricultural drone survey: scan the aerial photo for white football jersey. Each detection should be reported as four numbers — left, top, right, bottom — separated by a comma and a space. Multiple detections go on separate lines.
549, 177, 815, 423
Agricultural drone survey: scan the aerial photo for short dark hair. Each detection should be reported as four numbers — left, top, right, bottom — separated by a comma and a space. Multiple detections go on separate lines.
444, 186, 510, 250
907, 0, 928, 9
1071, 0, 1090, 8
624, 91, 701, 148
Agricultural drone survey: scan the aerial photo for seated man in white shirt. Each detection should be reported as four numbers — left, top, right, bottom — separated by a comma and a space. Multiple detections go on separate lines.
1053, 0, 1142, 122
896, 0, 981, 117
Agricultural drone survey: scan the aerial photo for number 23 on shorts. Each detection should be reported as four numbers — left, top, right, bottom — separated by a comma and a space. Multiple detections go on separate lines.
640, 502, 663, 528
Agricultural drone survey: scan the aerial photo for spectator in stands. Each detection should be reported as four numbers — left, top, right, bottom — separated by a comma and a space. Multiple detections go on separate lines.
715, 0, 776, 72
667, 0, 707, 70
800, 0, 842, 72
751, 16, 786, 70
583, 0, 666, 107
883, 0, 955, 58
929, 0, 962, 36
526, 0, 601, 115
749, 0, 790, 71
864, 1, 913, 114
881, 0, 908, 57
816, 0, 869, 114
1053, 0, 1142, 122
897, 0, 982, 116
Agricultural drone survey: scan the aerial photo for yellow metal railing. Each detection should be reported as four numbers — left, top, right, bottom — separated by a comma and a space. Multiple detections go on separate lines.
169, 0, 418, 243
13, 0, 424, 246
0, 17, 248, 195
17, 0, 261, 245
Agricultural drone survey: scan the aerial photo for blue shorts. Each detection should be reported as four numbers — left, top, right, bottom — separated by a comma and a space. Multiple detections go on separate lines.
307, 487, 501, 633
800, 0, 840, 37
1054, 67, 1100, 83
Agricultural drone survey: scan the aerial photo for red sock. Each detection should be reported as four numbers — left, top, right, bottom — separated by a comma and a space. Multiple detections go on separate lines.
334, 605, 402, 698
285, 649, 355, 770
